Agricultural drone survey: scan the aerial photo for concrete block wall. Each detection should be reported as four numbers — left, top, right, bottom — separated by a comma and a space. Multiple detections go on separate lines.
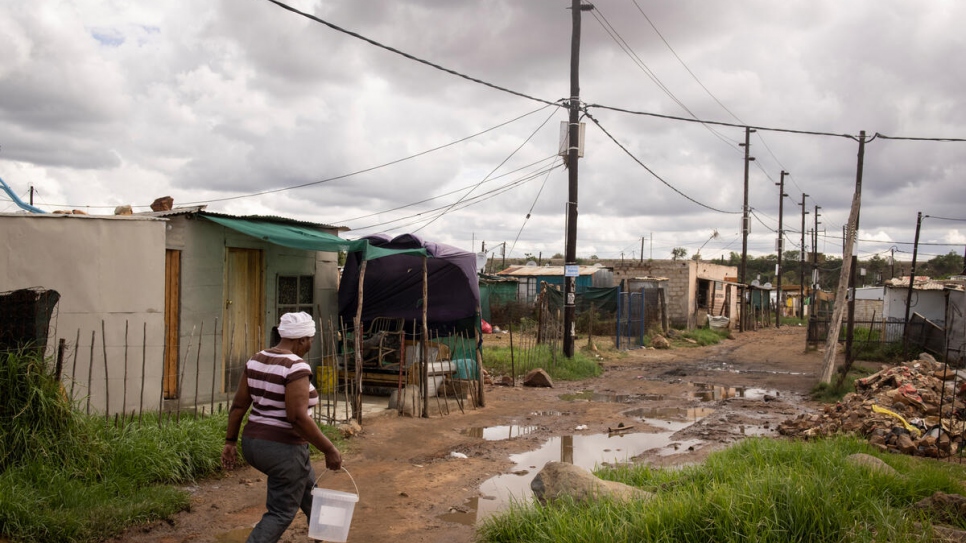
611, 260, 738, 329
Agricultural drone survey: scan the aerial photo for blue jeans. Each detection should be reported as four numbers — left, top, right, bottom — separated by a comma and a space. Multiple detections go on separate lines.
241, 437, 316, 543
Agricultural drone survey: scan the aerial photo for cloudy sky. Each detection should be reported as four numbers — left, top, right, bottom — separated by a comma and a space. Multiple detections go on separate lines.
2, 0, 964, 266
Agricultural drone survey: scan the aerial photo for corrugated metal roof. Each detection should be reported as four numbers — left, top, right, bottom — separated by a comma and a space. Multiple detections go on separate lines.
496, 265, 604, 277
885, 277, 949, 291
137, 207, 346, 231
138, 205, 207, 218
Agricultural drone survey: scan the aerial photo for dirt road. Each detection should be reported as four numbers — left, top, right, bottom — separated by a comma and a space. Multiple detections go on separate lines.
109, 325, 831, 543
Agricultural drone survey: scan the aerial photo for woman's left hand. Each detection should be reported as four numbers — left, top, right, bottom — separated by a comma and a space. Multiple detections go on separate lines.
221, 443, 238, 471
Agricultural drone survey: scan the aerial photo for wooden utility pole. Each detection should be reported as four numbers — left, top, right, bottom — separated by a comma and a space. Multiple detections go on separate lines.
812, 205, 821, 308
775, 171, 787, 327
563, 0, 593, 358
902, 212, 923, 357
739, 127, 755, 286
799, 194, 809, 319
820, 131, 866, 384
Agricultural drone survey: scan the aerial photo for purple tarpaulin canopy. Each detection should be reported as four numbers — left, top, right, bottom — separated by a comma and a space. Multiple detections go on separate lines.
338, 234, 481, 331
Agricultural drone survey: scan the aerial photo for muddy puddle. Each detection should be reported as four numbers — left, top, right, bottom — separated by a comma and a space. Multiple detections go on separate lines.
469, 427, 697, 521
463, 425, 539, 440
685, 382, 780, 401
442, 382, 785, 525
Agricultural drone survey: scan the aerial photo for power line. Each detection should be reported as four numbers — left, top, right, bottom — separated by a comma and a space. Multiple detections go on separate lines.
179, 104, 558, 207
334, 155, 559, 224
349, 163, 560, 235
411, 106, 559, 233
584, 111, 741, 215
508, 156, 562, 257
262, 0, 562, 108
586, 103, 861, 140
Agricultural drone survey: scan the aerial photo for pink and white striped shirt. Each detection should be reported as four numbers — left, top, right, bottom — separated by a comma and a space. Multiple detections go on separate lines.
241, 348, 319, 445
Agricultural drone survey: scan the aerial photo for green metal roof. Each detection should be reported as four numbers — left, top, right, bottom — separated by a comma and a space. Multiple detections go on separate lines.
200, 213, 424, 261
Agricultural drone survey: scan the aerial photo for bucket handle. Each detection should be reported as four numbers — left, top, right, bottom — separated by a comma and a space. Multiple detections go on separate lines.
314, 467, 359, 498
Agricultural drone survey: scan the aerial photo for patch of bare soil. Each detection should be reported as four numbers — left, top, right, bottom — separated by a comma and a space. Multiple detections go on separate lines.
107, 326, 829, 543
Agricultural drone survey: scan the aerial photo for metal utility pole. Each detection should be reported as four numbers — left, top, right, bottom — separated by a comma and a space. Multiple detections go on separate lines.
775, 171, 787, 327
902, 212, 923, 356
562, 0, 593, 359
820, 131, 866, 384
738, 127, 755, 286
798, 194, 809, 319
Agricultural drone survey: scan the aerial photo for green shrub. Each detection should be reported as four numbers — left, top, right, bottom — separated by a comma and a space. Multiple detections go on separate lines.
0, 350, 341, 543
483, 344, 601, 381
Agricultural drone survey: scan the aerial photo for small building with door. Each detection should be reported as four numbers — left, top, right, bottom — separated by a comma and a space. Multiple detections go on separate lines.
0, 207, 345, 415
611, 260, 739, 329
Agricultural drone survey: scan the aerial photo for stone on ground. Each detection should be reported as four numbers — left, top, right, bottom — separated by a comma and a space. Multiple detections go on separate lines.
530, 461, 652, 504
523, 368, 554, 388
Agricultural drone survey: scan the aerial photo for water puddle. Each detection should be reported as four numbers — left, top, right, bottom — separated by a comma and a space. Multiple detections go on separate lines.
686, 383, 779, 401
438, 496, 480, 525
471, 428, 696, 522
529, 410, 564, 416
559, 390, 636, 403
625, 406, 716, 421
463, 425, 539, 441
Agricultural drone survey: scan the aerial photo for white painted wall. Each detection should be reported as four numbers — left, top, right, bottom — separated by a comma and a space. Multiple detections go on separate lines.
0, 213, 166, 414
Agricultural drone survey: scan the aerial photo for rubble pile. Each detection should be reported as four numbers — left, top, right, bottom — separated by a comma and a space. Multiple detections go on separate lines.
778, 353, 966, 458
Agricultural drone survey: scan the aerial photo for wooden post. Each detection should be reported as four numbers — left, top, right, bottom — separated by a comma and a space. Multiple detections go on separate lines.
476, 309, 485, 407
70, 329, 80, 401
353, 259, 367, 424
101, 320, 110, 419
193, 321, 204, 419
122, 321, 129, 416
210, 318, 218, 416
140, 322, 147, 425
55, 338, 66, 381
421, 256, 429, 418
820, 131, 866, 384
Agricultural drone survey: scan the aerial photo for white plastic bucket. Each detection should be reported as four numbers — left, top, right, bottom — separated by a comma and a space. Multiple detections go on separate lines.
308, 468, 359, 542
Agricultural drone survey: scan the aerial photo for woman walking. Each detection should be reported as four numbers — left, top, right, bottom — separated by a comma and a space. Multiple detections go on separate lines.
221, 311, 342, 543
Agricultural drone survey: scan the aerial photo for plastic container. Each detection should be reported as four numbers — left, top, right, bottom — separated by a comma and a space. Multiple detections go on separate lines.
309, 469, 359, 542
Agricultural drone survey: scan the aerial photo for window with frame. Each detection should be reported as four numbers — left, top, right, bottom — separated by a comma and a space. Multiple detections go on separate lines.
277, 275, 314, 322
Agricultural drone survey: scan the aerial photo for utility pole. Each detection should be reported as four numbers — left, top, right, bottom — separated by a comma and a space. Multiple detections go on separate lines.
640, 237, 644, 264
891, 246, 896, 279
562, 0, 593, 359
902, 212, 923, 357
775, 171, 787, 327
820, 131, 866, 384
739, 127, 755, 286
29, 185, 34, 206
813, 205, 821, 308
799, 194, 809, 319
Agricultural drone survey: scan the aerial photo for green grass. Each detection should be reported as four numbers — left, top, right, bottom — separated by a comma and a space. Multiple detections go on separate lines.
483, 344, 602, 381
477, 436, 966, 543
846, 327, 906, 363
678, 327, 730, 346
0, 349, 344, 543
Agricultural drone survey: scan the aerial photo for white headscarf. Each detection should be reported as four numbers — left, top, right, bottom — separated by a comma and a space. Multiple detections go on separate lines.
277, 311, 316, 339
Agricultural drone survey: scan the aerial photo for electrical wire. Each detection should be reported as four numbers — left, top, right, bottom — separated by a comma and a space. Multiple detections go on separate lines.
411, 106, 559, 233
584, 111, 741, 215
588, 6, 739, 149
334, 155, 559, 224
348, 163, 562, 235
262, 0, 562, 108
180, 104, 558, 207
508, 155, 563, 257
